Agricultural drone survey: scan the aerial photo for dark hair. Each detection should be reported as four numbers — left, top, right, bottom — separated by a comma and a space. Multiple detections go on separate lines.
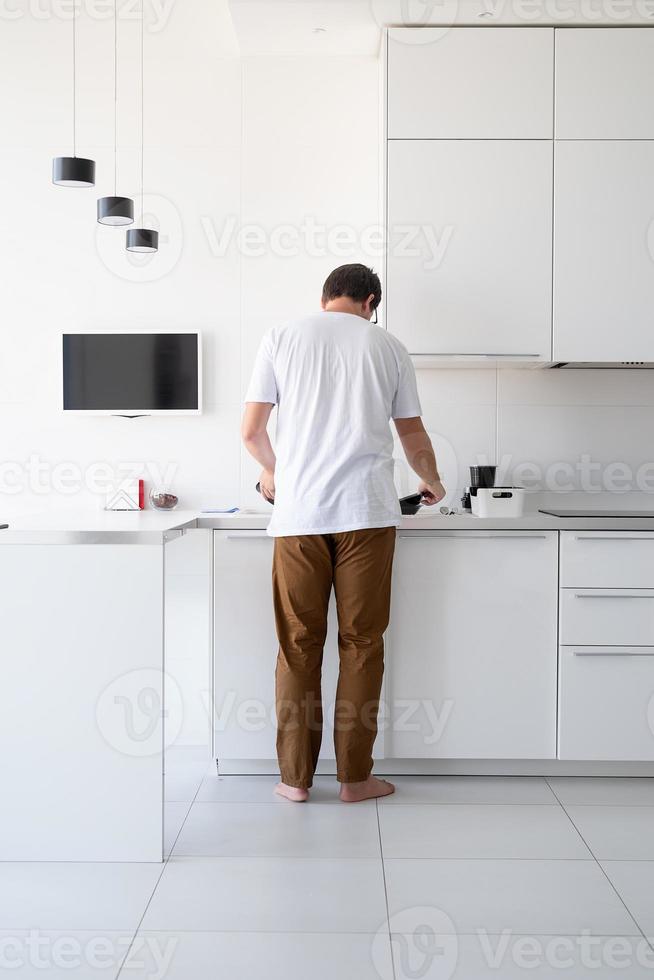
321, 263, 382, 310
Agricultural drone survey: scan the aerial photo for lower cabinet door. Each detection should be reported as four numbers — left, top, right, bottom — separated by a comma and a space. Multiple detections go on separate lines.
387, 531, 558, 759
213, 531, 340, 762
558, 647, 654, 761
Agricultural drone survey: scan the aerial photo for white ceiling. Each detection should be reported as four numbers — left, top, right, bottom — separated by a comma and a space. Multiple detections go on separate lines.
227, 0, 654, 57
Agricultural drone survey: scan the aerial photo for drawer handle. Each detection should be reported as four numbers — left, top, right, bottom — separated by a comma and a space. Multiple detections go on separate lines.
411, 353, 541, 358
398, 533, 548, 539
225, 533, 269, 540
573, 535, 654, 541
573, 650, 654, 657
573, 592, 654, 599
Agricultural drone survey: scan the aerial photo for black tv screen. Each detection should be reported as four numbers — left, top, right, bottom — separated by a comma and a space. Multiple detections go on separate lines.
63, 333, 200, 412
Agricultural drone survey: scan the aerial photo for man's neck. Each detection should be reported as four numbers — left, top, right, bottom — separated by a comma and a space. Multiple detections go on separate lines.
323, 299, 367, 319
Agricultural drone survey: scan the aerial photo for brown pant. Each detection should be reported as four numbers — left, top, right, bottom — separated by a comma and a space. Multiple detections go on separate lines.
272, 526, 396, 789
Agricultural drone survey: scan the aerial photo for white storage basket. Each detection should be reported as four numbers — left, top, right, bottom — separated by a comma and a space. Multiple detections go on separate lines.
471, 487, 526, 518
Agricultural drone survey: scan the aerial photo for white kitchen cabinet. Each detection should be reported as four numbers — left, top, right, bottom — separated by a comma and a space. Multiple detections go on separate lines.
558, 530, 654, 761
213, 531, 342, 764
386, 139, 552, 358
386, 531, 558, 759
553, 140, 654, 362
559, 647, 654, 761
387, 27, 553, 140
560, 589, 654, 647
0, 542, 165, 861
555, 28, 654, 139
560, 531, 654, 589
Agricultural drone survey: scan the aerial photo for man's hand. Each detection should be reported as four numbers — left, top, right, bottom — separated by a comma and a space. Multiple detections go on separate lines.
259, 468, 276, 502
419, 479, 446, 506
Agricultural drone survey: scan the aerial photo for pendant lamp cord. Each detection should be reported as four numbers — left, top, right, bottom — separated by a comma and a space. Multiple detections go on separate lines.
140, 0, 144, 223
114, 0, 118, 195
72, 0, 76, 156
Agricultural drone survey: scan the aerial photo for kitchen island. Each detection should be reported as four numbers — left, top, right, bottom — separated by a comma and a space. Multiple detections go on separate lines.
0, 510, 202, 862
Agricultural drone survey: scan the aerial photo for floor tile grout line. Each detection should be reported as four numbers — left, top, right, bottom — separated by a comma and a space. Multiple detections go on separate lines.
375, 799, 396, 980
98, 927, 650, 938
184, 800, 566, 807
114, 778, 205, 980
540, 778, 599, 861
166, 855, 609, 861
547, 803, 654, 809
544, 776, 654, 953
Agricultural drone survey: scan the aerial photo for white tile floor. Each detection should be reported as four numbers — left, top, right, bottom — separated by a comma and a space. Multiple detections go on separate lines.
3, 775, 654, 979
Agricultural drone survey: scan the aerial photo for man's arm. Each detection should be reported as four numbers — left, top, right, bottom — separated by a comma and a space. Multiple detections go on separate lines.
241, 402, 276, 501
394, 416, 446, 506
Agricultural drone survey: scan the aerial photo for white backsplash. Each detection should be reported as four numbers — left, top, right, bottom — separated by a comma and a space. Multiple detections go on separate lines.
408, 368, 654, 512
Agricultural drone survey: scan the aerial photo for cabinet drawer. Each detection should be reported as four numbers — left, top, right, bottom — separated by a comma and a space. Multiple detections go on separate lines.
558, 646, 654, 761
560, 531, 654, 588
560, 589, 654, 646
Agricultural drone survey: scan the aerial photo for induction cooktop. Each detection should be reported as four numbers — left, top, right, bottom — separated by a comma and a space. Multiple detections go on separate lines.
539, 509, 654, 518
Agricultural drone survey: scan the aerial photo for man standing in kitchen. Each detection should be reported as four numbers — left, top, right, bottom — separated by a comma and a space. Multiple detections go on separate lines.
241, 264, 445, 802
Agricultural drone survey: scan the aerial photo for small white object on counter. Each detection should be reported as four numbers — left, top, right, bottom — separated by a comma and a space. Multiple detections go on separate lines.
471, 488, 526, 518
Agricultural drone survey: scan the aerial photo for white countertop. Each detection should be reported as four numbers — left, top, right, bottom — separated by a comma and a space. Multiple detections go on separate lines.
4, 507, 654, 542
0, 509, 199, 543
0, 509, 198, 533
198, 510, 654, 532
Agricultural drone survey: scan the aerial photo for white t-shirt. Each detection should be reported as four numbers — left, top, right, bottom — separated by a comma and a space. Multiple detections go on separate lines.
245, 311, 422, 537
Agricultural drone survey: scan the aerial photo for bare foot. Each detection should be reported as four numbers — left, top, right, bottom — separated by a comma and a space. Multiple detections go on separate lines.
275, 782, 309, 802
339, 775, 395, 803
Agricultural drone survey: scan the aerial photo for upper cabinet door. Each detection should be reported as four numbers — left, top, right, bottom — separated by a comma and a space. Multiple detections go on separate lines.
386, 139, 552, 357
555, 29, 654, 139
387, 27, 553, 139
553, 140, 654, 362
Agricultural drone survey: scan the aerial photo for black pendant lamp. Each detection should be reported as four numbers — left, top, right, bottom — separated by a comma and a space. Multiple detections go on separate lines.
52, 1, 95, 187
98, 195, 134, 225
126, 227, 158, 252
126, 0, 158, 253
97, 0, 134, 226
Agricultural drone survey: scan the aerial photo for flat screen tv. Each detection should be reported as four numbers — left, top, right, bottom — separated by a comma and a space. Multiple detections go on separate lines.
62, 332, 201, 415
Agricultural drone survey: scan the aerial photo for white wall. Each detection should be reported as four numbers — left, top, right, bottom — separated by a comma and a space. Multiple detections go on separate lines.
0, 1, 385, 516
1, 1, 653, 518
1, 0, 243, 516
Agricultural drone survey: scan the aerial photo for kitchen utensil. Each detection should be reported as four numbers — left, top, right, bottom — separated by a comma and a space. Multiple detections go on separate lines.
256, 481, 274, 504
400, 491, 424, 515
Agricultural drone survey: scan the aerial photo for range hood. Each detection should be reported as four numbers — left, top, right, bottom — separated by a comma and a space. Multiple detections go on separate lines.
550, 361, 654, 370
